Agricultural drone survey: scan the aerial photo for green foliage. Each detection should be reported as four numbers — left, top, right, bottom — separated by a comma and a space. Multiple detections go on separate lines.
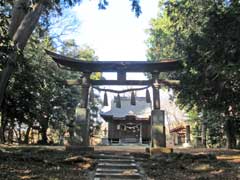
60, 39, 102, 80
206, 112, 225, 148
0, 7, 14, 69
61, 40, 98, 61
59, 40, 103, 137
1, 0, 142, 143
3, 35, 70, 143
186, 108, 201, 137
146, 11, 177, 61
160, 0, 240, 111
97, 0, 142, 17
147, 0, 240, 148
2, 32, 102, 144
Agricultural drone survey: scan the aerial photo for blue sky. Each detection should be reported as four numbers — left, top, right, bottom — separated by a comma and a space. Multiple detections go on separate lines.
64, 0, 159, 81
52, 1, 186, 120
51, 0, 160, 100
62, 0, 159, 62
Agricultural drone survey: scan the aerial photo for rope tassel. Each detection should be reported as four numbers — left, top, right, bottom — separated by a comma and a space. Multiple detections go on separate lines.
103, 91, 108, 106
130, 91, 136, 105
146, 89, 151, 103
116, 94, 121, 108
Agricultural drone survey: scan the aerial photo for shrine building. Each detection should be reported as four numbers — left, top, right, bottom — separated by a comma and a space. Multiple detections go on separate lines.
101, 96, 151, 144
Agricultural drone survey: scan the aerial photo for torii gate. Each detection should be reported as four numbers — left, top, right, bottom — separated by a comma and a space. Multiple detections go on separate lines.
46, 50, 181, 150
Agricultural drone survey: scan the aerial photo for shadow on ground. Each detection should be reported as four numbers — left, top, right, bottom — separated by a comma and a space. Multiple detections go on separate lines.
0, 145, 239, 180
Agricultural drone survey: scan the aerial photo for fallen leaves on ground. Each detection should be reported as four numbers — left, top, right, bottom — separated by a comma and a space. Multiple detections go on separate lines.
143, 151, 240, 180
0, 146, 95, 180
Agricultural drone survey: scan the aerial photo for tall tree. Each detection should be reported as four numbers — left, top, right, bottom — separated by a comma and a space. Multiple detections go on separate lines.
147, 0, 240, 148
0, 0, 141, 143
2, 35, 101, 144
0, 0, 142, 109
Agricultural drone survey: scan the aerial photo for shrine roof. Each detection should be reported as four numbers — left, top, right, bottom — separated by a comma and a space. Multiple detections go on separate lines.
100, 97, 151, 121
46, 50, 181, 72
169, 126, 186, 133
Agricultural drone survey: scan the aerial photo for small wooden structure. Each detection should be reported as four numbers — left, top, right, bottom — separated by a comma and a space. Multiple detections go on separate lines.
101, 97, 151, 144
170, 126, 186, 145
170, 125, 191, 146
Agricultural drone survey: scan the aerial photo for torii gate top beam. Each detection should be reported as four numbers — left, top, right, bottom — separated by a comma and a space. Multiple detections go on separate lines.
46, 50, 181, 73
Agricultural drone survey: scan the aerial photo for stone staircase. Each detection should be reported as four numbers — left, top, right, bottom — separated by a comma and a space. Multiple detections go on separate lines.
93, 153, 145, 180
122, 138, 139, 143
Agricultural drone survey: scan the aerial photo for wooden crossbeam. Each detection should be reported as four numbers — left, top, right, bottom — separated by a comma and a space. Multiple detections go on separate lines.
46, 50, 182, 72
65, 79, 180, 87
91, 80, 151, 86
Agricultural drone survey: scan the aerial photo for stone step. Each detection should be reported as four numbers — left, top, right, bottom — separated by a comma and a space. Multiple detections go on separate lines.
122, 138, 139, 143
98, 162, 138, 169
98, 158, 135, 163
93, 152, 146, 180
94, 172, 142, 179
96, 154, 134, 160
98, 156, 135, 160
133, 158, 148, 162
94, 178, 142, 180
96, 168, 139, 173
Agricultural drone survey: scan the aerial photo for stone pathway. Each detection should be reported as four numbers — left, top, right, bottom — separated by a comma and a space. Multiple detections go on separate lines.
93, 153, 146, 180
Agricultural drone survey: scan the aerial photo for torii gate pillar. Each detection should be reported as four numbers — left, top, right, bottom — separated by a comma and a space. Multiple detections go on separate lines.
66, 73, 93, 151
151, 72, 166, 147
46, 50, 181, 151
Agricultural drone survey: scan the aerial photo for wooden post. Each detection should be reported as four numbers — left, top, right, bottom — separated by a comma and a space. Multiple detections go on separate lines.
151, 72, 166, 148
183, 124, 192, 147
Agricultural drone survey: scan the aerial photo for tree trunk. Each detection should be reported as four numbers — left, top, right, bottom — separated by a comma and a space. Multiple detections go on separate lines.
24, 126, 31, 144
0, 112, 3, 143
8, 120, 15, 144
41, 126, 48, 144
0, 1, 46, 107
39, 118, 49, 144
0, 128, 3, 143
0, 59, 16, 109
13, 2, 45, 50
17, 122, 22, 143
225, 118, 236, 149
201, 123, 207, 148
2, 112, 8, 143
8, 0, 30, 38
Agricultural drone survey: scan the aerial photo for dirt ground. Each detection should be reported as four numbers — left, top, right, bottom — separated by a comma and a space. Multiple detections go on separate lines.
0, 145, 239, 180
0, 145, 93, 180
143, 149, 240, 180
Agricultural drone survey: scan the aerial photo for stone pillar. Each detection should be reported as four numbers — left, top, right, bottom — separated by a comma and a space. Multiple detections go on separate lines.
151, 110, 166, 147
151, 72, 166, 147
152, 73, 160, 110
67, 73, 92, 150
139, 124, 142, 144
